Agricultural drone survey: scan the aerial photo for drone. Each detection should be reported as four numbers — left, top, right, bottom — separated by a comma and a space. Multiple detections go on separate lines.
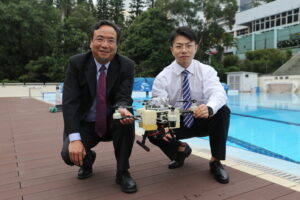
112, 98, 198, 151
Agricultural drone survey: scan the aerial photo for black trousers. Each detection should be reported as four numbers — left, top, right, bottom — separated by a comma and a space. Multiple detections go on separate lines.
148, 105, 230, 161
61, 120, 135, 171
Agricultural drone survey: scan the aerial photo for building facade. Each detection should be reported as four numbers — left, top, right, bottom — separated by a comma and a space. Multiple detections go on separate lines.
233, 0, 300, 59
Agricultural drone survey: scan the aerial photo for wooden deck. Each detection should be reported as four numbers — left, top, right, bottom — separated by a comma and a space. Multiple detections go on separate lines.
0, 97, 299, 200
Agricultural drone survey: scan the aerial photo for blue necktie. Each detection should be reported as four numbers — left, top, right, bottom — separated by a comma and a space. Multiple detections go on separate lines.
95, 65, 107, 137
182, 70, 194, 128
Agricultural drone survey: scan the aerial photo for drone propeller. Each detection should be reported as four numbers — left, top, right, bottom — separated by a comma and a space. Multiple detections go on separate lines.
135, 99, 150, 105
112, 105, 134, 109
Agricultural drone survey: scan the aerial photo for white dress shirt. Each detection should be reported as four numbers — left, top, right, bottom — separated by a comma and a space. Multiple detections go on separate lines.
152, 59, 227, 115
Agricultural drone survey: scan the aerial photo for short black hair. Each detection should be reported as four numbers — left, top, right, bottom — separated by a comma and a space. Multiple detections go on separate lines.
90, 20, 121, 44
169, 26, 197, 46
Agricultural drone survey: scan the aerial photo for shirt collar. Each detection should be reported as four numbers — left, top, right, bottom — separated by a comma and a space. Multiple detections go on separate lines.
173, 60, 195, 76
94, 59, 110, 72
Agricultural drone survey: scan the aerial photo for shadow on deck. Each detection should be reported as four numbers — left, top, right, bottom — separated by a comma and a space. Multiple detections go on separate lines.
0, 98, 299, 200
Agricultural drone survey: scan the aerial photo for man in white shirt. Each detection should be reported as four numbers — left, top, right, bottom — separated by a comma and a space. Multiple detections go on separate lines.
148, 26, 231, 184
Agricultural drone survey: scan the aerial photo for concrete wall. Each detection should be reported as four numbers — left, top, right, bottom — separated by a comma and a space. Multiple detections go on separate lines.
0, 83, 59, 97
258, 75, 300, 93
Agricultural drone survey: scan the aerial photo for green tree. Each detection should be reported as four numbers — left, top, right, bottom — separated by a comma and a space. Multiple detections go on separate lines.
129, 0, 146, 20
108, 0, 125, 25
45, 0, 54, 6
49, 3, 96, 81
66, 3, 96, 35
241, 49, 292, 74
20, 56, 56, 82
146, 0, 155, 8
223, 54, 240, 68
87, 0, 96, 14
156, 0, 199, 26
155, 0, 238, 63
120, 8, 175, 76
222, 54, 241, 81
0, 0, 60, 81
55, 0, 75, 21
96, 0, 110, 20
77, 0, 86, 4
252, 0, 275, 7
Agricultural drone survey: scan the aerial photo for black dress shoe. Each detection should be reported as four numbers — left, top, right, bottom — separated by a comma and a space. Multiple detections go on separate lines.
78, 166, 93, 179
77, 150, 96, 179
168, 143, 192, 169
116, 170, 137, 193
209, 160, 229, 184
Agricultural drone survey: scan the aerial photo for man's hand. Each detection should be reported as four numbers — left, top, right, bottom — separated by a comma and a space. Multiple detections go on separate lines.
119, 108, 134, 125
192, 104, 209, 119
162, 128, 172, 142
69, 140, 86, 166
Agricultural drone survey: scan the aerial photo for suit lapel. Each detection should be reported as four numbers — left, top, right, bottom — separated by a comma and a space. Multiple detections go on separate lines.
107, 56, 119, 95
85, 55, 97, 98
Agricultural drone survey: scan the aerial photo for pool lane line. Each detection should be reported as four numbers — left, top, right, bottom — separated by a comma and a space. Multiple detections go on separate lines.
228, 103, 300, 113
231, 113, 300, 126
227, 136, 300, 165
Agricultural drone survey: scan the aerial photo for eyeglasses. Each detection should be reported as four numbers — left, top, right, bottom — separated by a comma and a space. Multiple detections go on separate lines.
94, 36, 116, 45
173, 42, 195, 50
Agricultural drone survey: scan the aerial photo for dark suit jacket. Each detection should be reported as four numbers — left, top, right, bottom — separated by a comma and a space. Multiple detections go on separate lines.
62, 51, 134, 136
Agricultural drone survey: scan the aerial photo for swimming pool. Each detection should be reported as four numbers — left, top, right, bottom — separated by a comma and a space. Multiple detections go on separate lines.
226, 93, 300, 164
41, 91, 300, 164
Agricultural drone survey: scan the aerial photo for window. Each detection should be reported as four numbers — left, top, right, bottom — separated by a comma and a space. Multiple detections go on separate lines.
245, 74, 249, 78
282, 18, 286, 25
276, 18, 281, 26
285, 76, 289, 79
294, 15, 299, 22
288, 16, 293, 23
271, 20, 275, 27
275, 77, 278, 80
266, 21, 270, 29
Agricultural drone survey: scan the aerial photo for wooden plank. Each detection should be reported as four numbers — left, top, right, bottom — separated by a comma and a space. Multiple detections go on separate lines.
1, 98, 299, 200
0, 163, 18, 175
0, 182, 20, 193
274, 192, 300, 200
226, 184, 297, 200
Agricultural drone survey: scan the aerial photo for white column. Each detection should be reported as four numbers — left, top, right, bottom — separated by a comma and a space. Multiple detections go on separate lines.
252, 32, 255, 50
274, 28, 278, 48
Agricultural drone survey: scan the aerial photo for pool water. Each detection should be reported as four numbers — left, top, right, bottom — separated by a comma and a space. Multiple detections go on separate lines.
226, 93, 300, 164
42, 91, 300, 164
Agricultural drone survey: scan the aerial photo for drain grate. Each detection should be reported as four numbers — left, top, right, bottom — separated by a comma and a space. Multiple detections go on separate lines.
230, 158, 300, 184
194, 148, 300, 184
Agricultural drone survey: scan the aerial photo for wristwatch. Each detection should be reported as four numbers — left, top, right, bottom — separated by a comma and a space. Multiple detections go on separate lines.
207, 106, 213, 117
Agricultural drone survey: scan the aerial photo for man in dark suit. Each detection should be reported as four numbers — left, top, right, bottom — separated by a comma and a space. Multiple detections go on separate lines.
61, 20, 137, 193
